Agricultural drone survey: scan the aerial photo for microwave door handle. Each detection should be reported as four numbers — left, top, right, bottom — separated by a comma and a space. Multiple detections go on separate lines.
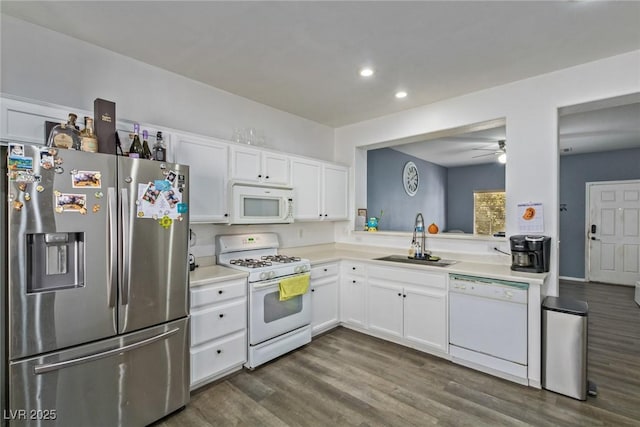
107, 187, 117, 307
121, 188, 131, 306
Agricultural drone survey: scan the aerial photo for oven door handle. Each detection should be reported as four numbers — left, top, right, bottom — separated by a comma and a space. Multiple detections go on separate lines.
252, 279, 282, 290
251, 273, 310, 291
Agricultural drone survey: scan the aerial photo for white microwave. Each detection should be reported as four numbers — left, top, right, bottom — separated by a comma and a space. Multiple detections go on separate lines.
229, 182, 294, 224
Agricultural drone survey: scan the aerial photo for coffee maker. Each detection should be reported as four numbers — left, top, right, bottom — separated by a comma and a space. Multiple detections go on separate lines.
510, 235, 551, 273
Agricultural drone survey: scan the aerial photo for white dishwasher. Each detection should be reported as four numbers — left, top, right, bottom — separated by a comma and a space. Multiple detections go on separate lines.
449, 274, 529, 384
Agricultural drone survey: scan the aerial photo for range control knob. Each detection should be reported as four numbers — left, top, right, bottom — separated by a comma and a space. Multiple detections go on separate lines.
269, 271, 276, 279
260, 272, 268, 280
294, 266, 302, 273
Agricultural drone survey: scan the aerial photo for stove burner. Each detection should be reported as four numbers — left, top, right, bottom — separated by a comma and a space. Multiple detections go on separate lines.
261, 255, 302, 263
229, 258, 273, 268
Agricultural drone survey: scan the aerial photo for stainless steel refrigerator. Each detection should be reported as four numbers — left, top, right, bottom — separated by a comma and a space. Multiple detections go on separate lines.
1, 144, 190, 426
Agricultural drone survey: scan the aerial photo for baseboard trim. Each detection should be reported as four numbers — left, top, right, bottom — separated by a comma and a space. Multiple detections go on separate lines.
559, 276, 586, 282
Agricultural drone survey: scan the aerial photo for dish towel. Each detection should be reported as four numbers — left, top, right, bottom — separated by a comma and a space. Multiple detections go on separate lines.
279, 273, 310, 301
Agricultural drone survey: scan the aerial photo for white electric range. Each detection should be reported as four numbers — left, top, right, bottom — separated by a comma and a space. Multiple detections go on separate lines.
215, 233, 312, 369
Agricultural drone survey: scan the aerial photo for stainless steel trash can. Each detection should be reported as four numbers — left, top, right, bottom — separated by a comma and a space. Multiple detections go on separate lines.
542, 296, 589, 400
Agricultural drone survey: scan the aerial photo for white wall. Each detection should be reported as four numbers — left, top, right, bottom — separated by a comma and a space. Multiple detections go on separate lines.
1, 15, 340, 257
335, 50, 640, 296
0, 15, 335, 162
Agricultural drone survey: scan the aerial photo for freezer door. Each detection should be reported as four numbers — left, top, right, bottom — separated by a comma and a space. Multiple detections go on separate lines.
8, 317, 189, 427
6, 146, 118, 359
118, 157, 189, 334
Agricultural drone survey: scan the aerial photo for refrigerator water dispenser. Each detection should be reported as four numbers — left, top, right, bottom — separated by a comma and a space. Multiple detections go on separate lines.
26, 232, 85, 292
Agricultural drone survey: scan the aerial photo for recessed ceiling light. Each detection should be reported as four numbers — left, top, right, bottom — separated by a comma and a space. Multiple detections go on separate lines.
395, 91, 408, 99
359, 67, 374, 77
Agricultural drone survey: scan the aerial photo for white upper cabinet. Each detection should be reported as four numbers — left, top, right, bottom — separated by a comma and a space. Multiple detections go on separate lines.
291, 158, 323, 220
173, 134, 229, 223
230, 145, 290, 186
1, 97, 79, 145
323, 164, 349, 220
291, 158, 349, 221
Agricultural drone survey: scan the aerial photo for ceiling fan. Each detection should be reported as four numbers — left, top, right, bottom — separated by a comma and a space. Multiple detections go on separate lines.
472, 139, 507, 163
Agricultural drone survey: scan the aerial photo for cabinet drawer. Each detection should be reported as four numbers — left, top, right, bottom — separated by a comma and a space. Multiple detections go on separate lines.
311, 263, 339, 279
368, 265, 445, 289
191, 299, 246, 346
191, 278, 246, 309
191, 331, 246, 387
342, 262, 366, 276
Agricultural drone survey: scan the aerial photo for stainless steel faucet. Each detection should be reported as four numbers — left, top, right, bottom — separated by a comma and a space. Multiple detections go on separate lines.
412, 213, 426, 259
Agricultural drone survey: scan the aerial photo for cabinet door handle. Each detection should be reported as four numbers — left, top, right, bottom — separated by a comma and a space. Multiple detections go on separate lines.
324, 214, 328, 217
324, 268, 328, 272
218, 290, 223, 294
352, 280, 356, 284
224, 213, 229, 217
266, 176, 269, 179
403, 294, 407, 298
216, 349, 222, 354
397, 293, 401, 297
311, 289, 315, 292
219, 314, 224, 318
319, 214, 323, 217
258, 174, 262, 178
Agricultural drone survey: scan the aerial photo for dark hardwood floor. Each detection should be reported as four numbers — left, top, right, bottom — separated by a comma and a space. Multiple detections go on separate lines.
158, 281, 640, 426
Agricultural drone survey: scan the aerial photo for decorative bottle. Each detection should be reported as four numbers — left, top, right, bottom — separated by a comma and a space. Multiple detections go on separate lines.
142, 129, 152, 159
47, 113, 81, 150
153, 131, 166, 161
80, 116, 99, 152
128, 123, 144, 158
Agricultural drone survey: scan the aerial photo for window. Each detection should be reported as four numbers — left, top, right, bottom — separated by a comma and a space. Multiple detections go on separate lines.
473, 191, 505, 235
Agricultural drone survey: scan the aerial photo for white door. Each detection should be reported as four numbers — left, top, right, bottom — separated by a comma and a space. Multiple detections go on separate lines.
230, 146, 262, 182
291, 158, 322, 220
404, 286, 447, 352
340, 276, 366, 328
263, 152, 290, 185
323, 164, 349, 220
588, 180, 640, 285
174, 135, 229, 222
367, 280, 403, 339
310, 278, 339, 335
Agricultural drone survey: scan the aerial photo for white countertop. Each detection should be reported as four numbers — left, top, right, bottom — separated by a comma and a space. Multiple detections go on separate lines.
285, 243, 548, 286
189, 243, 548, 287
189, 264, 248, 287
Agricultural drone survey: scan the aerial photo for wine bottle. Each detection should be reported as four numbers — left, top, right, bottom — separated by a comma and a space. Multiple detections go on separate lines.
80, 116, 99, 152
142, 129, 152, 159
128, 123, 143, 158
47, 113, 81, 150
153, 131, 166, 161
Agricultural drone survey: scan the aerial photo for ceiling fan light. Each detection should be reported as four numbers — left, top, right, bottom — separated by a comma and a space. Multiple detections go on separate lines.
498, 152, 507, 164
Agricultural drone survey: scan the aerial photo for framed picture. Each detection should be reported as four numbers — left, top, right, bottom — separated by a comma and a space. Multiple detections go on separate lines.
357, 208, 367, 217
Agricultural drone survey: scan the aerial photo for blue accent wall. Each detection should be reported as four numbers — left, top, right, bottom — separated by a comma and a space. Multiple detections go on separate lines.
367, 148, 447, 231
559, 147, 640, 279
446, 163, 506, 233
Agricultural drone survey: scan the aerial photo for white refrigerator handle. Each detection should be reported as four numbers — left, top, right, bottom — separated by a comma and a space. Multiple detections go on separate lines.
121, 188, 131, 306
107, 187, 117, 307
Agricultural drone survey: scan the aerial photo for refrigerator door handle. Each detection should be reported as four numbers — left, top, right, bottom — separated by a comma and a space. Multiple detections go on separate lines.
33, 328, 180, 375
107, 187, 117, 307
121, 188, 130, 306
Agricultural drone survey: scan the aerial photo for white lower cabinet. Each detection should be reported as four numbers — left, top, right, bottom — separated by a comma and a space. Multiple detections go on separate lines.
340, 262, 367, 328
189, 278, 247, 389
366, 265, 447, 354
310, 263, 339, 335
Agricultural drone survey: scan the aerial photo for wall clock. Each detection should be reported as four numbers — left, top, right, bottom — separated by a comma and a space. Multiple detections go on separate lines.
403, 161, 419, 196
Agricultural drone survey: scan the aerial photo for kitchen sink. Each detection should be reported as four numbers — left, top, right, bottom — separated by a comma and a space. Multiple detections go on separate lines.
374, 255, 458, 267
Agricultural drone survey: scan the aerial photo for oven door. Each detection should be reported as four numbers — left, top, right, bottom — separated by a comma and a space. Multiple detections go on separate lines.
248, 275, 311, 346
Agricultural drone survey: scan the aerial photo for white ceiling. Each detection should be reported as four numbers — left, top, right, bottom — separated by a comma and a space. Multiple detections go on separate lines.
1, 1, 639, 128
388, 97, 640, 167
